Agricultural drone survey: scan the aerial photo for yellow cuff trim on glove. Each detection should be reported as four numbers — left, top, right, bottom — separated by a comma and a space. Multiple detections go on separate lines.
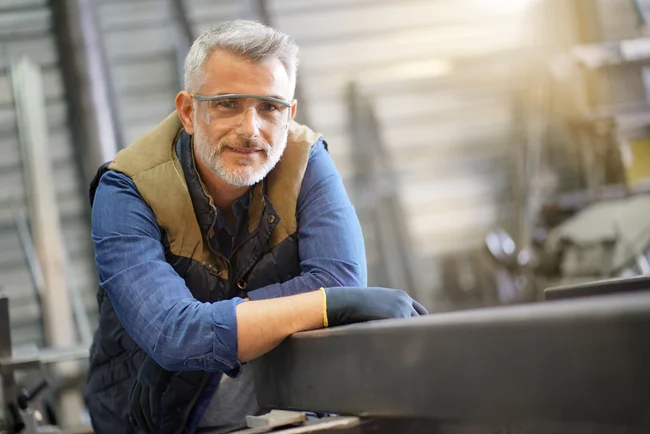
320, 287, 329, 328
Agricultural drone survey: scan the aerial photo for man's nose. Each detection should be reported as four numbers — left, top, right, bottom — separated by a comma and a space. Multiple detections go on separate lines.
234, 108, 261, 138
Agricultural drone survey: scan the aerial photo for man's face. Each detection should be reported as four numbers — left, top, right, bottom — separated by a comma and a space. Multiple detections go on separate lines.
190, 50, 295, 188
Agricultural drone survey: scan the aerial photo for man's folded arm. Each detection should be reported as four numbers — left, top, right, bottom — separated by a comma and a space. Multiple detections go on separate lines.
92, 171, 324, 373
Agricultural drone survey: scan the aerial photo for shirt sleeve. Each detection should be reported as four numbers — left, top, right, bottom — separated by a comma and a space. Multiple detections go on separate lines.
247, 139, 367, 300
91, 170, 244, 374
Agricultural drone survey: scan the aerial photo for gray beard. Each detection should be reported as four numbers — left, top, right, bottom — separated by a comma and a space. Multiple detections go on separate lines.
192, 125, 287, 188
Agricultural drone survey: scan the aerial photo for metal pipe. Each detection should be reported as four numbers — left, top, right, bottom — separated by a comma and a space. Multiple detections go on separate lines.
11, 57, 84, 430
166, 0, 194, 90
52, 0, 122, 165
11, 206, 46, 336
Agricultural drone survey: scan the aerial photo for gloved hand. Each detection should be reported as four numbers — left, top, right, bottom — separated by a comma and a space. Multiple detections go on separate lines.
128, 355, 174, 433
323, 286, 428, 327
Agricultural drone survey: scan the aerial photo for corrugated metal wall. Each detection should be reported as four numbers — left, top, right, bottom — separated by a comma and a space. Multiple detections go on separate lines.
0, 0, 97, 349
98, 0, 179, 145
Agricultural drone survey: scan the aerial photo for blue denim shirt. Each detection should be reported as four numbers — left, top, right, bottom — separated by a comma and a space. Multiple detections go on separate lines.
91, 139, 367, 377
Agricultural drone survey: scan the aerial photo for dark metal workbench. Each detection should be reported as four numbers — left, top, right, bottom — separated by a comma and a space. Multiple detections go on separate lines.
252, 291, 650, 433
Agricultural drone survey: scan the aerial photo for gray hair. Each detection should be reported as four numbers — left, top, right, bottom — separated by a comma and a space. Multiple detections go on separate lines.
184, 20, 299, 95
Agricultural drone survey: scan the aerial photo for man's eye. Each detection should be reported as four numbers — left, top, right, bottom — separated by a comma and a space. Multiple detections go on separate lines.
216, 99, 237, 109
261, 103, 278, 112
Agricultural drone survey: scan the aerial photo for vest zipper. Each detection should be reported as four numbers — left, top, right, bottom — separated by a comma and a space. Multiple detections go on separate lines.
205, 203, 270, 299
202, 229, 233, 299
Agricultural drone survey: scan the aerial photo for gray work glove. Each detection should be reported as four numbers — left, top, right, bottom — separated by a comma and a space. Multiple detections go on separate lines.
323, 286, 428, 327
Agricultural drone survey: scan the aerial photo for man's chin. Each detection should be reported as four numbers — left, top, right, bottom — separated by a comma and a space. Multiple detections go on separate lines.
216, 167, 266, 188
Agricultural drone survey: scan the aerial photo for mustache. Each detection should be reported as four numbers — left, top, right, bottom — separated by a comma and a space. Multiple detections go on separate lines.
219, 136, 271, 152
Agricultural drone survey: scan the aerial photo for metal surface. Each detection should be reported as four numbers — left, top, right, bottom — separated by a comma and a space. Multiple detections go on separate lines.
253, 291, 650, 427
545, 274, 650, 300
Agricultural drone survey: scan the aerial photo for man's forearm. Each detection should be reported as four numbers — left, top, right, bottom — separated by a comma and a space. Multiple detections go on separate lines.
236, 290, 324, 362
246, 266, 365, 301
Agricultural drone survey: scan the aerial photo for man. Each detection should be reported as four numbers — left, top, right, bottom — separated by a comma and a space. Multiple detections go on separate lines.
85, 20, 426, 434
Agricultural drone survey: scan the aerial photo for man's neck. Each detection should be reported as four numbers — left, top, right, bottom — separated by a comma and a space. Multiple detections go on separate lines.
194, 156, 249, 211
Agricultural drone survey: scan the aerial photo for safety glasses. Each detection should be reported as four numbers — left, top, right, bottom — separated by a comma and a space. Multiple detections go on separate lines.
190, 93, 292, 131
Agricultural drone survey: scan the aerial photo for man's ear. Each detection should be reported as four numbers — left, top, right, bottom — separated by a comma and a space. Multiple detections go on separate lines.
176, 91, 195, 135
290, 99, 298, 122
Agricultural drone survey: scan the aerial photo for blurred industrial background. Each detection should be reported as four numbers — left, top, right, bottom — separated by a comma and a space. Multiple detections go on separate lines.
1, 0, 650, 432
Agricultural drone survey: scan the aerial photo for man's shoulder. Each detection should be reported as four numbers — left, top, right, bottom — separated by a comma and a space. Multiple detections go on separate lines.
91, 169, 144, 206
89, 164, 138, 206
98, 169, 138, 188
308, 136, 328, 159
90, 168, 162, 240
297, 136, 342, 207
110, 112, 182, 177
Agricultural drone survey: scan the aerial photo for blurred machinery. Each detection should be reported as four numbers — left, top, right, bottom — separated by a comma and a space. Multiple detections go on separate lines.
483, 4, 650, 307
1, 295, 89, 434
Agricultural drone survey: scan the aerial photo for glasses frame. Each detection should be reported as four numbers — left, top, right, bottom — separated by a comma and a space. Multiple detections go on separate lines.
189, 93, 293, 129
190, 93, 292, 107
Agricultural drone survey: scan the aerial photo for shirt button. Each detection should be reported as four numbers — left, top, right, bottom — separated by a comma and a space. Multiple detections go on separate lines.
237, 280, 247, 290
268, 215, 275, 224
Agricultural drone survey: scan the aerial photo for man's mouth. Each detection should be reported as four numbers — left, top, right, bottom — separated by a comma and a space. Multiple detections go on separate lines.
226, 147, 262, 154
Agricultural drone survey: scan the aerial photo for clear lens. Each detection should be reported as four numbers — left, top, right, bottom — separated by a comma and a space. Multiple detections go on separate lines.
195, 96, 290, 130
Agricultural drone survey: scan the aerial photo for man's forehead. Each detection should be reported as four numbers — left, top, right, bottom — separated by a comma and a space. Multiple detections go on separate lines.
201, 50, 292, 98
